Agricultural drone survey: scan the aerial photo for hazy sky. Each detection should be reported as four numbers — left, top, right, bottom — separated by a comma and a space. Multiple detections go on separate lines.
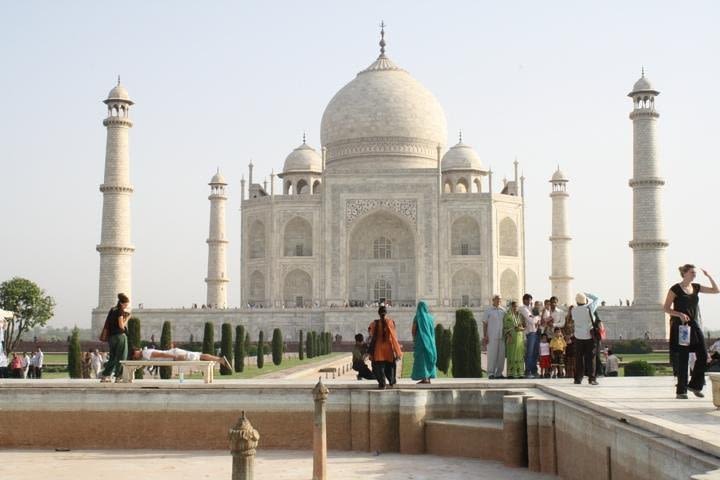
2, 1, 719, 330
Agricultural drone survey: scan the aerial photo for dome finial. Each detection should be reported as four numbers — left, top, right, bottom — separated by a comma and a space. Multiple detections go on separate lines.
117, 75, 121, 86
458, 129, 463, 144
379, 20, 386, 57
641, 66, 645, 77
302, 131, 307, 144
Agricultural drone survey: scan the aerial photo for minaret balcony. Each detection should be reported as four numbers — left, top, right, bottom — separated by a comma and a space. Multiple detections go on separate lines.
103, 117, 133, 127
100, 184, 134, 193
96, 244, 135, 254
628, 178, 665, 187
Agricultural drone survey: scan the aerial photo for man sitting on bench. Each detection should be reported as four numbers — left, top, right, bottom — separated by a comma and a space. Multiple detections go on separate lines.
129, 347, 231, 370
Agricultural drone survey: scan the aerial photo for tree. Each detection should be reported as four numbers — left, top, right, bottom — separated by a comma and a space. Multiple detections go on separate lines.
220, 323, 233, 375
298, 329, 305, 360
67, 326, 82, 379
127, 316, 143, 379
434, 323, 444, 370
439, 327, 452, 374
257, 331, 265, 368
271, 328, 283, 366
314, 331, 320, 356
160, 321, 172, 379
451, 309, 482, 377
0, 277, 55, 355
306, 330, 314, 358
234, 325, 246, 373
325, 332, 332, 354
244, 332, 250, 358
202, 322, 215, 355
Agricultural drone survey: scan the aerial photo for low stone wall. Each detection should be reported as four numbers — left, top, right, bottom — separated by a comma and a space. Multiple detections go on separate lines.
3, 382, 719, 479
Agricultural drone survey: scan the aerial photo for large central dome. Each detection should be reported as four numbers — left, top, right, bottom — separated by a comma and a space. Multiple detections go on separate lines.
320, 41, 447, 170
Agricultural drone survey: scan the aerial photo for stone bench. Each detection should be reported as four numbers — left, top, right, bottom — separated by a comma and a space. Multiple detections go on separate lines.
318, 367, 337, 379
424, 418, 504, 460
120, 360, 216, 384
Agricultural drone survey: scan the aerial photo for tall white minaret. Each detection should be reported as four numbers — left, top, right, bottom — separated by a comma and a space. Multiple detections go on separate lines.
628, 71, 667, 310
206, 169, 229, 308
549, 167, 573, 306
96, 78, 135, 312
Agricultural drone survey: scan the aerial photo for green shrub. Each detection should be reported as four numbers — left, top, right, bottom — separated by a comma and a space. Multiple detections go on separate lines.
451, 309, 482, 377
306, 330, 314, 358
326, 332, 333, 354
127, 316, 143, 379
439, 327, 452, 374
234, 325, 246, 372
220, 323, 233, 375
160, 321, 172, 379
434, 323, 444, 370
613, 339, 653, 354
257, 331, 265, 368
202, 322, 215, 355
272, 328, 283, 366
298, 330, 305, 360
624, 360, 656, 376
67, 326, 82, 379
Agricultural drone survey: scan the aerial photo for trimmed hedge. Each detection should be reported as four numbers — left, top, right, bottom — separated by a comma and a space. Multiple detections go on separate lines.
298, 330, 305, 360
612, 339, 653, 354
306, 330, 314, 358
451, 308, 482, 377
220, 323, 233, 375
160, 321, 172, 379
234, 325, 246, 372
257, 331, 265, 368
271, 328, 283, 366
67, 326, 82, 379
434, 323, 444, 370
202, 322, 215, 355
127, 316, 143, 379
624, 360, 656, 376
439, 327, 452, 375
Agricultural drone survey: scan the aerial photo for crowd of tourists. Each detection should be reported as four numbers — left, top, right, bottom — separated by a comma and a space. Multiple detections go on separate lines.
0, 347, 45, 379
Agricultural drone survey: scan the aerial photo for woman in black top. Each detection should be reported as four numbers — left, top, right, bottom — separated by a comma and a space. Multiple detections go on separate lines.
664, 265, 719, 398
99, 293, 130, 383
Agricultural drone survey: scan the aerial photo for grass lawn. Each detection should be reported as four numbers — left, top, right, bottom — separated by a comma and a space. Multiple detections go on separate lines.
38, 353, 345, 380
400, 352, 452, 379
616, 353, 669, 363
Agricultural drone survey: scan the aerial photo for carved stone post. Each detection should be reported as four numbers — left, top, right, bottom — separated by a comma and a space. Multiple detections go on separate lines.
313, 378, 329, 480
229, 411, 260, 480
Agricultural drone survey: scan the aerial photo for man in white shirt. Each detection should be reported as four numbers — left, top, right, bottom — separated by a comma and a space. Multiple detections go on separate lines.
33, 347, 44, 379
571, 292, 601, 385
483, 295, 506, 379
519, 293, 538, 378
548, 296, 565, 330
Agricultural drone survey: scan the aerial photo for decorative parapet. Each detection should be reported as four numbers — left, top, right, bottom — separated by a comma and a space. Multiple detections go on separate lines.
345, 198, 417, 226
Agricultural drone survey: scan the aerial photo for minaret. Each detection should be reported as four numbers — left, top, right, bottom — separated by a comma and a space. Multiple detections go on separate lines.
628, 71, 667, 311
96, 78, 135, 312
549, 167, 573, 306
206, 169, 229, 308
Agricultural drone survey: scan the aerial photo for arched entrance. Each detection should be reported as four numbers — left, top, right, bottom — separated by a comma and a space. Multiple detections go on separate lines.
348, 210, 416, 306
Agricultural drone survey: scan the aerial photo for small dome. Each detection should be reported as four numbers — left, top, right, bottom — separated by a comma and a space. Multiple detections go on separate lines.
442, 141, 483, 172
283, 142, 322, 173
551, 168, 568, 182
629, 72, 659, 96
106, 83, 133, 103
210, 170, 226, 185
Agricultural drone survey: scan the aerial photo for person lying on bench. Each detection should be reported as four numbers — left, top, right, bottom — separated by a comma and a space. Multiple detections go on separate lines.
129, 347, 231, 370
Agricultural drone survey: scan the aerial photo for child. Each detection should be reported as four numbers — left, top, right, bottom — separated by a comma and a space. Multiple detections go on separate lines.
539, 334, 551, 378
352, 333, 375, 380
606, 349, 620, 377
550, 327, 567, 378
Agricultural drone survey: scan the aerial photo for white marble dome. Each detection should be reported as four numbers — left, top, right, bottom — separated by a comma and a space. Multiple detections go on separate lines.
631, 75, 657, 94
283, 142, 322, 173
320, 52, 447, 168
551, 168, 568, 182
442, 141, 484, 172
210, 170, 226, 185
107, 83, 132, 103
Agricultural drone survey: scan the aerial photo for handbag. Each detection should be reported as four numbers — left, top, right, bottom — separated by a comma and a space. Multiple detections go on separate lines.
99, 325, 109, 342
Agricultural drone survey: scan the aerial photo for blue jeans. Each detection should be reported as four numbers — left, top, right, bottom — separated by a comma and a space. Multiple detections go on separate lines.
525, 332, 539, 375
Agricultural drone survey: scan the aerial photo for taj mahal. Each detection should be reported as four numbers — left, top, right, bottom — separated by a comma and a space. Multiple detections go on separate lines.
91, 28, 668, 342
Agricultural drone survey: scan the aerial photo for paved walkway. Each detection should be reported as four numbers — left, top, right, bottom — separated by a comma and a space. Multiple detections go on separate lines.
0, 449, 556, 480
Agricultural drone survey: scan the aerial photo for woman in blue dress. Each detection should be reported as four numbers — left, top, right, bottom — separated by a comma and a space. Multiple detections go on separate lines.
411, 301, 438, 384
